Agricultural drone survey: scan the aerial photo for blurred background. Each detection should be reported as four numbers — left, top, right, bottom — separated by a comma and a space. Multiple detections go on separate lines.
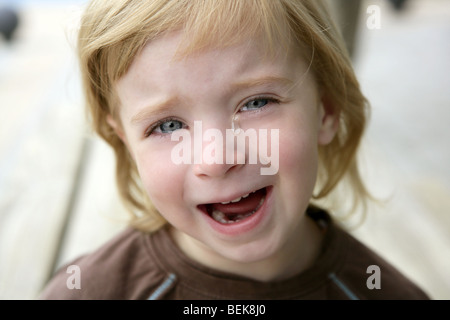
0, 0, 449, 299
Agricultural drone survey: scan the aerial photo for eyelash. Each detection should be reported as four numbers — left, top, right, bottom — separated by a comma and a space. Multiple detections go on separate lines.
144, 117, 185, 137
144, 96, 280, 138
239, 96, 280, 113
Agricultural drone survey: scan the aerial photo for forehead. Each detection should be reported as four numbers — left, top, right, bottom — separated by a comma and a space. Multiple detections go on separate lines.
124, 33, 286, 84
117, 31, 311, 97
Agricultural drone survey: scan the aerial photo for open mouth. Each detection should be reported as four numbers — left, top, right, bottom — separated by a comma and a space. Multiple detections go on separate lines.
198, 187, 268, 224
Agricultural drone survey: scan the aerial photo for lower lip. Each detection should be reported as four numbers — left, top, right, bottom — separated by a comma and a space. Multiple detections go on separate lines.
202, 186, 273, 236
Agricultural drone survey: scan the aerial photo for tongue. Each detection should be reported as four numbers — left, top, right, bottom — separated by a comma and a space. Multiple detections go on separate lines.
211, 188, 265, 215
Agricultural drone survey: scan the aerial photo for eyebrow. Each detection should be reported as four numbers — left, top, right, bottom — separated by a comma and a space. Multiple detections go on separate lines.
130, 96, 180, 125
130, 76, 294, 125
230, 76, 294, 93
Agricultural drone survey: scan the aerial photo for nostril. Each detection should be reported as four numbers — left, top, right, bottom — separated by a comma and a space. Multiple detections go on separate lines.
193, 161, 243, 178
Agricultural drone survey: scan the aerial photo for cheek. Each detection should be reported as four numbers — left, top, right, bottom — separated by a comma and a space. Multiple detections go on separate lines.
277, 111, 319, 174
134, 145, 186, 210
276, 117, 320, 206
278, 131, 318, 185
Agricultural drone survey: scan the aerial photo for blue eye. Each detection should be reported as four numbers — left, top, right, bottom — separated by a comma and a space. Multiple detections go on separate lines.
146, 119, 185, 136
242, 98, 269, 111
159, 120, 183, 133
241, 97, 279, 112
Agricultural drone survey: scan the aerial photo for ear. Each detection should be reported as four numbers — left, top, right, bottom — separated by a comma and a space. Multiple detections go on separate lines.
106, 114, 127, 142
107, 114, 135, 152
107, 115, 136, 160
317, 95, 340, 145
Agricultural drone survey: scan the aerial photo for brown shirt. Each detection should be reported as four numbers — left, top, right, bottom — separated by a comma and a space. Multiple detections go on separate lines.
38, 207, 429, 300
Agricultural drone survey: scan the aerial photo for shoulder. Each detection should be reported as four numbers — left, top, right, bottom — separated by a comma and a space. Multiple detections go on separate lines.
332, 225, 430, 300
38, 227, 169, 300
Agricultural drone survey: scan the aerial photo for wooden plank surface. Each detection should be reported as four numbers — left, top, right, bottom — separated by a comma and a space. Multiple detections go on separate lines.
0, 4, 86, 299
53, 135, 127, 272
0, 3, 126, 299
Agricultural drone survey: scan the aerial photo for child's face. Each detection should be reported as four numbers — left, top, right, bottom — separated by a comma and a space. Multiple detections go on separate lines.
113, 31, 338, 276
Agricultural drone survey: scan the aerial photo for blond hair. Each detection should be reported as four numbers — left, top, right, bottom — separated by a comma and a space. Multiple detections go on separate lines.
77, 0, 371, 232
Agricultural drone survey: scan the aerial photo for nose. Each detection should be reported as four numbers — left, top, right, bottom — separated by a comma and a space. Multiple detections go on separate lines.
192, 123, 245, 178
193, 160, 242, 178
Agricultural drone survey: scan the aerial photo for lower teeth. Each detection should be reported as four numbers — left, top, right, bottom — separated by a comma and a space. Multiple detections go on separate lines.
211, 196, 265, 224
212, 210, 253, 224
